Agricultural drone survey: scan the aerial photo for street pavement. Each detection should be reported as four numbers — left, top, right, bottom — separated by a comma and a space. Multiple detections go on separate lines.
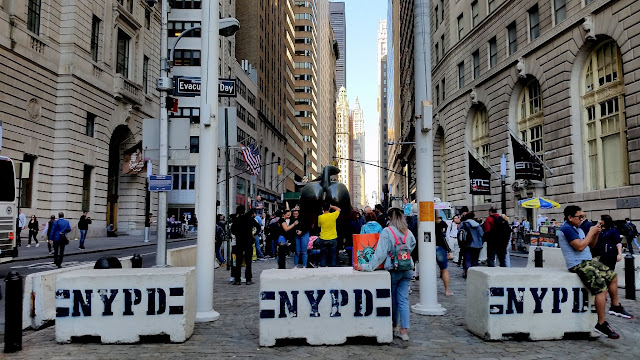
2, 251, 639, 360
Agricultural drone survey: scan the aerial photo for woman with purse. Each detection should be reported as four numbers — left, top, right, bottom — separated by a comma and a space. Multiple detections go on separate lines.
27, 215, 39, 247
593, 214, 622, 271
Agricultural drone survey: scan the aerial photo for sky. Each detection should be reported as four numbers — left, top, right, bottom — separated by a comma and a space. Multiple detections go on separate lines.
344, 0, 388, 207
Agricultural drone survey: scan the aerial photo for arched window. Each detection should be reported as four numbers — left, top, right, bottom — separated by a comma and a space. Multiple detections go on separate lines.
472, 107, 490, 204
582, 40, 628, 190
518, 80, 544, 160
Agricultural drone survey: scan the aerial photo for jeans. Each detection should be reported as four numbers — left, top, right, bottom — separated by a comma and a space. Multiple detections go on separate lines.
487, 245, 507, 267
79, 230, 87, 248
28, 230, 38, 245
505, 241, 511, 267
232, 245, 252, 282
390, 270, 413, 329
254, 235, 264, 258
463, 247, 481, 270
53, 241, 66, 267
317, 238, 337, 267
294, 232, 310, 267
627, 236, 639, 254
215, 241, 225, 264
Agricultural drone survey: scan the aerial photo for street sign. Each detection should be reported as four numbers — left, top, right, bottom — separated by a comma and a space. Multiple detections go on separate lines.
149, 175, 172, 191
173, 76, 201, 96
218, 78, 236, 97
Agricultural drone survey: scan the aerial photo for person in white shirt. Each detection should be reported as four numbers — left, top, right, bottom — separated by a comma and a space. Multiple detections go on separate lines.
446, 215, 461, 264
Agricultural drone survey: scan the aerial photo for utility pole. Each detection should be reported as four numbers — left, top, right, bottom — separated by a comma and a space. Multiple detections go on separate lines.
156, 0, 169, 266
411, 0, 445, 316
195, 0, 221, 322
225, 108, 232, 271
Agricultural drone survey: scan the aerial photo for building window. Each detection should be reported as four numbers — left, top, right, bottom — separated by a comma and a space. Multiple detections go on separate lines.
172, 49, 201, 66
458, 62, 465, 88
488, 37, 497, 68
82, 165, 93, 212
116, 29, 131, 77
143, 56, 149, 94
170, 107, 200, 124
471, 1, 479, 28
473, 50, 480, 79
90, 16, 100, 62
170, 166, 196, 190
27, 0, 42, 35
553, 0, 567, 25
86, 112, 96, 137
441, 78, 445, 100
18, 155, 36, 208
585, 0, 594, 4
435, 84, 440, 106
507, 22, 517, 55
528, 5, 540, 41
441, 3, 444, 21
435, 5, 439, 28
190, 136, 199, 153
518, 80, 544, 161
488, 0, 496, 13
457, 14, 465, 40
582, 40, 627, 190
145, 8, 151, 29
435, 43, 439, 62
472, 108, 490, 204
168, 21, 201, 37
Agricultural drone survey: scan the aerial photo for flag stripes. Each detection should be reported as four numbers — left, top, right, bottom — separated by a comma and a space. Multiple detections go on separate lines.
242, 143, 261, 175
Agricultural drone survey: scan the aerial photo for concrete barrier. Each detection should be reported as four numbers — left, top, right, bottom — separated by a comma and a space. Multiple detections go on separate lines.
23, 256, 133, 330
259, 268, 392, 346
55, 267, 196, 343
525, 246, 640, 289
466, 267, 597, 340
166, 244, 220, 268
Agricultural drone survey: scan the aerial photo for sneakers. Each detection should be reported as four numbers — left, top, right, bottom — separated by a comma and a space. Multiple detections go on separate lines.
594, 321, 620, 339
393, 329, 409, 341
35, 243, 40, 247
26, 244, 31, 248
609, 304, 634, 319
246, 280, 254, 285
232, 281, 241, 285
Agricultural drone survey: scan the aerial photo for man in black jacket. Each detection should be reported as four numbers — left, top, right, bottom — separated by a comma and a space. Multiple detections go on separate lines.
230, 205, 260, 285
78, 212, 92, 249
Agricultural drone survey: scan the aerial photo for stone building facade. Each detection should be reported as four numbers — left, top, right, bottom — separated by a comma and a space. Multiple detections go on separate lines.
390, 0, 640, 222
0, 0, 162, 236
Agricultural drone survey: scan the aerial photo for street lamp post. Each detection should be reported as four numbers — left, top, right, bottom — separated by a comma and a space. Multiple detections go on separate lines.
156, 0, 170, 266
501, 154, 507, 214
411, 0, 446, 316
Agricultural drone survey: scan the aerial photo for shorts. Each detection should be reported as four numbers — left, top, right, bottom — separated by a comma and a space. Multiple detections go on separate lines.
435, 246, 448, 270
569, 259, 617, 295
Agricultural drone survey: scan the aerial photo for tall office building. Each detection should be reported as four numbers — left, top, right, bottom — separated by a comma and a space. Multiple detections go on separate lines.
377, 20, 388, 204
236, 0, 296, 192
351, 97, 365, 209
329, 2, 346, 91
293, 0, 338, 180
335, 87, 350, 188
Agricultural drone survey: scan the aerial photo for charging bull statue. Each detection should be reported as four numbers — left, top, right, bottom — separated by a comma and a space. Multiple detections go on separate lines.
299, 165, 352, 220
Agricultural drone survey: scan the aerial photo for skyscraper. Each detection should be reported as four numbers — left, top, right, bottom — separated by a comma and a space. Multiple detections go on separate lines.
329, 2, 346, 91
351, 97, 365, 209
335, 87, 350, 189
377, 20, 388, 204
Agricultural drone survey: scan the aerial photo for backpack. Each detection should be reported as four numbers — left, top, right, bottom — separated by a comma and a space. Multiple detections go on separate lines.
457, 226, 473, 248
487, 215, 511, 248
625, 223, 638, 238
388, 228, 413, 271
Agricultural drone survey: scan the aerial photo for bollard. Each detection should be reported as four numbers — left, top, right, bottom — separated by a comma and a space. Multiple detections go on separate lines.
4, 271, 23, 353
625, 254, 636, 300
131, 253, 143, 268
94, 256, 123, 269
534, 246, 543, 268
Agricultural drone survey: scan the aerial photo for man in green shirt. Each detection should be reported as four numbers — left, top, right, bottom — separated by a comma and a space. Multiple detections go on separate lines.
317, 202, 341, 267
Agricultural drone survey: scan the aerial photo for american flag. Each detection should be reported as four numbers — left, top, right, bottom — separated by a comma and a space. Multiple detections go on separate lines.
241, 143, 261, 175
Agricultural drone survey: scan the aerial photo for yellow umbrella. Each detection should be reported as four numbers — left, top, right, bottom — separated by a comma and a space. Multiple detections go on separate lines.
518, 197, 561, 209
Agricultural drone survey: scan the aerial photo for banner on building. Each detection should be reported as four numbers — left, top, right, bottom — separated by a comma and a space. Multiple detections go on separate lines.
123, 142, 146, 175
511, 135, 544, 181
469, 152, 491, 195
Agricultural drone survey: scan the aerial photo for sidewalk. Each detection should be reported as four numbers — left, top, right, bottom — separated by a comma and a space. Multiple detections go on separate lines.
4, 257, 639, 360
10, 233, 195, 263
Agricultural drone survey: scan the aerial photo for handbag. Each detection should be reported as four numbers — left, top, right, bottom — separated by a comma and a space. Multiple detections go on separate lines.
60, 232, 69, 245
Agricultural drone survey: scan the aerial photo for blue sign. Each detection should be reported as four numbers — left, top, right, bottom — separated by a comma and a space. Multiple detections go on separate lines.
173, 76, 201, 97
149, 175, 172, 191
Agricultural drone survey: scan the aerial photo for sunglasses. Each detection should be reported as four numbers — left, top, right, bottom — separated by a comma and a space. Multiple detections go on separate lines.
571, 214, 586, 220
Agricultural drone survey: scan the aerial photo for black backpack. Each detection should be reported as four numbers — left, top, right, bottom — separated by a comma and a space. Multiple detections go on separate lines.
457, 226, 473, 248
491, 216, 512, 248
625, 223, 638, 238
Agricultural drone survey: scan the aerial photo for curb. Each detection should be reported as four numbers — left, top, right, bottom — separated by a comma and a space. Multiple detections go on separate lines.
7, 237, 197, 263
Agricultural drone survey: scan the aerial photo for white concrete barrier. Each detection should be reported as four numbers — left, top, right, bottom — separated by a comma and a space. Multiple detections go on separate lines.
23, 257, 133, 330
615, 254, 640, 289
166, 244, 220, 268
259, 268, 392, 346
55, 267, 195, 344
466, 267, 597, 340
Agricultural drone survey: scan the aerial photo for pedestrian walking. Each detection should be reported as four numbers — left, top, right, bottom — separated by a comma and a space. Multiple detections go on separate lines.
458, 211, 484, 278
77, 211, 92, 249
49, 212, 71, 268
215, 214, 226, 266
557, 205, 633, 339
483, 208, 511, 267
230, 205, 260, 285
358, 207, 416, 341
592, 215, 622, 271
446, 215, 461, 263
27, 215, 39, 247
435, 216, 453, 296
42, 215, 56, 254
317, 202, 341, 267
16, 208, 27, 246
623, 218, 639, 254
253, 210, 265, 259
292, 209, 310, 268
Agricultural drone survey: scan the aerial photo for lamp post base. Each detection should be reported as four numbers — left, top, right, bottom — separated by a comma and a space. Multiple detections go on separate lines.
195, 310, 221, 322
411, 303, 446, 316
